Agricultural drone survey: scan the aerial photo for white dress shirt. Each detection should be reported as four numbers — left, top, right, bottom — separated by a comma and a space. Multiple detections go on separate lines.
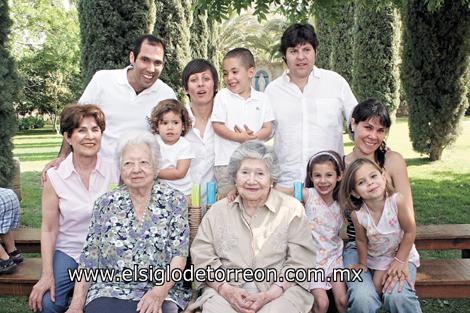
185, 106, 216, 204
79, 66, 176, 158
265, 67, 357, 188
211, 88, 275, 166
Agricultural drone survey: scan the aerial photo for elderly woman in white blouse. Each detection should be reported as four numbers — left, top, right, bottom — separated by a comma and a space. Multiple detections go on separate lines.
190, 140, 315, 313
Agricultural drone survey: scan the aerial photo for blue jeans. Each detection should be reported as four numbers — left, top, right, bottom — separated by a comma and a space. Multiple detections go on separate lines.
343, 242, 422, 313
40, 250, 78, 313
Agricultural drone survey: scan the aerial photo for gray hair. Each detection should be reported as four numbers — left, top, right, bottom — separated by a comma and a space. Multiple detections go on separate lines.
227, 140, 280, 183
115, 130, 161, 170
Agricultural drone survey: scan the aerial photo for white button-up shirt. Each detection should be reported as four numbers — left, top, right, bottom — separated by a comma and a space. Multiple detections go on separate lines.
265, 67, 357, 188
212, 87, 274, 166
185, 106, 216, 204
79, 66, 176, 158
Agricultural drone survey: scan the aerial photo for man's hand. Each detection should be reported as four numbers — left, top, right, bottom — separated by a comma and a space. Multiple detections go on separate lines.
41, 156, 66, 186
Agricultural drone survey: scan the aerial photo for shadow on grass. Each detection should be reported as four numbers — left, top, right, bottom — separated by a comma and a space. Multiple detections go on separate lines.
406, 157, 434, 166
14, 142, 62, 149
412, 172, 470, 225
15, 152, 58, 161
16, 128, 56, 136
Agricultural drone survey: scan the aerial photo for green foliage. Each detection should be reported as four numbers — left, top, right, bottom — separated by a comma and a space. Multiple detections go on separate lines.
17, 117, 45, 131
0, 0, 19, 187
313, 8, 334, 70
331, 2, 355, 83
352, 2, 400, 112
190, 5, 209, 59
401, 0, 470, 160
217, 12, 288, 62
154, 0, 192, 98
195, 0, 322, 23
78, 0, 154, 85
10, 0, 82, 130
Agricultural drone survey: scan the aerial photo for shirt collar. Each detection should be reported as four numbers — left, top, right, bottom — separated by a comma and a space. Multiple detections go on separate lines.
226, 87, 260, 101
282, 66, 319, 84
232, 188, 278, 214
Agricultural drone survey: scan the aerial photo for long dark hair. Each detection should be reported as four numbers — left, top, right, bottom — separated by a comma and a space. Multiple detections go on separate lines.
349, 98, 391, 168
304, 150, 344, 201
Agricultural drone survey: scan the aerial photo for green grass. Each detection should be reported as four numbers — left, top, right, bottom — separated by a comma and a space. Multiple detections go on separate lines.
2, 119, 470, 312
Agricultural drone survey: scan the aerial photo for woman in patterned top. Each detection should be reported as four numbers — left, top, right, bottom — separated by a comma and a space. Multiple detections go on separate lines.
66, 131, 191, 313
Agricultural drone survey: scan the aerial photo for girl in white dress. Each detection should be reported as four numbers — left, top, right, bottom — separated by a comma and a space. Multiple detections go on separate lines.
339, 158, 420, 304
303, 151, 347, 313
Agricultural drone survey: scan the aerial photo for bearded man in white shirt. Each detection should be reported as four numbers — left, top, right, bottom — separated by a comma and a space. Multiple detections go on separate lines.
42, 35, 176, 182
265, 23, 357, 189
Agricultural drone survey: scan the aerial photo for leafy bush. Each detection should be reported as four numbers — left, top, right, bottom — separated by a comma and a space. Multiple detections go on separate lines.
17, 116, 45, 131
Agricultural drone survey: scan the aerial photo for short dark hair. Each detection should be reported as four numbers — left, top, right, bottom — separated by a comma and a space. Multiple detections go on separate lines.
182, 59, 219, 96
60, 104, 106, 137
223, 47, 255, 69
132, 34, 165, 58
280, 23, 318, 58
148, 99, 192, 136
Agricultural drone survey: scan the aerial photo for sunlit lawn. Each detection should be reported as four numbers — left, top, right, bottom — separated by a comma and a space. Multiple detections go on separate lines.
2, 118, 470, 312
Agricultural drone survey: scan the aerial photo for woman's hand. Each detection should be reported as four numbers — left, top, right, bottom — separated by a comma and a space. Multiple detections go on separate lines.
137, 286, 168, 313
219, 283, 254, 313
348, 263, 368, 273
245, 287, 282, 312
29, 274, 55, 312
382, 260, 414, 293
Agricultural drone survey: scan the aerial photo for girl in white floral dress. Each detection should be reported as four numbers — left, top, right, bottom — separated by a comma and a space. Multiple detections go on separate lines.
302, 151, 347, 313
339, 158, 421, 312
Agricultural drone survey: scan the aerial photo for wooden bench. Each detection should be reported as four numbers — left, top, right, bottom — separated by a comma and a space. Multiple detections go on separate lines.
2, 258, 470, 300
12, 228, 41, 253
415, 224, 470, 257
0, 258, 41, 296
416, 259, 470, 298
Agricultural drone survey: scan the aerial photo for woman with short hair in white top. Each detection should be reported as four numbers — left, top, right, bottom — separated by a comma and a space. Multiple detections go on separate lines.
29, 104, 119, 313
182, 59, 219, 205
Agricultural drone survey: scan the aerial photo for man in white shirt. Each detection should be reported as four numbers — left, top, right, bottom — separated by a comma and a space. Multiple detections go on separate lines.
265, 23, 357, 188
42, 35, 175, 182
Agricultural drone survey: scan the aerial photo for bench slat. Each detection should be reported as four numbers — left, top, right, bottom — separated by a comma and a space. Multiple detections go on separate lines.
0, 258, 41, 296
416, 259, 470, 298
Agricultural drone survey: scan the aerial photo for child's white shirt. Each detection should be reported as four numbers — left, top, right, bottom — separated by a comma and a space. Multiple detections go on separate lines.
156, 135, 195, 195
211, 87, 275, 166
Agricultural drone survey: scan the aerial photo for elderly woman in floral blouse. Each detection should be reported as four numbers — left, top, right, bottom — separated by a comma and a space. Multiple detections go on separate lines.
66, 131, 191, 313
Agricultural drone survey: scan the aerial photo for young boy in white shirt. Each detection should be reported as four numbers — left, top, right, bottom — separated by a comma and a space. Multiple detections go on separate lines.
212, 48, 274, 196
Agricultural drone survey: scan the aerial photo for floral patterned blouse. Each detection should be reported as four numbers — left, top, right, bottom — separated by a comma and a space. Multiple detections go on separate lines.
79, 181, 191, 309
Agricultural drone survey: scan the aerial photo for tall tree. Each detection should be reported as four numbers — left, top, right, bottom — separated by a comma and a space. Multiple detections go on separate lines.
190, 5, 209, 59
11, 0, 81, 130
154, 0, 192, 98
313, 7, 334, 70
0, 0, 19, 187
78, 0, 154, 85
353, 2, 400, 112
402, 0, 470, 160
331, 2, 355, 84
